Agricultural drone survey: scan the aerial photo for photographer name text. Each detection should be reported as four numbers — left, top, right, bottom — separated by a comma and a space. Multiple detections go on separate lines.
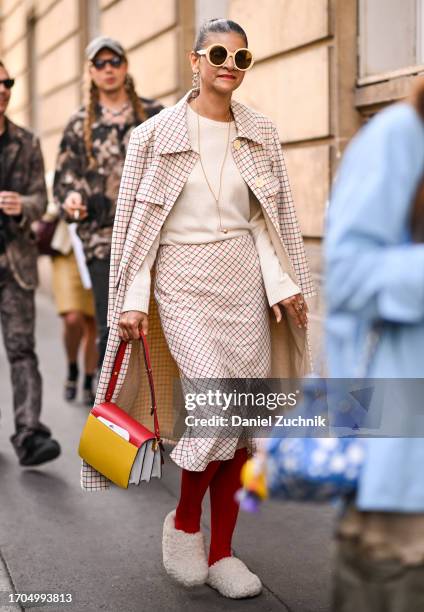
185, 415, 327, 428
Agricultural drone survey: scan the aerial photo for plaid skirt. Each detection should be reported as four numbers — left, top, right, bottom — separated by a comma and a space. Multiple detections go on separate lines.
154, 233, 271, 471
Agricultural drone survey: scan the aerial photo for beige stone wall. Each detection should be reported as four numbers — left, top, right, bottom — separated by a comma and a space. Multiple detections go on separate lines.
0, 0, 193, 171
1, 0, 84, 169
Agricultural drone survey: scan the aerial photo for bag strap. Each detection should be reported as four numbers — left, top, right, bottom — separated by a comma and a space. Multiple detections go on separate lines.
104, 332, 161, 441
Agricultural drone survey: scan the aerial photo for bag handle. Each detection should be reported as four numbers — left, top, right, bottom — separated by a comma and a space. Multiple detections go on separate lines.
104, 332, 161, 442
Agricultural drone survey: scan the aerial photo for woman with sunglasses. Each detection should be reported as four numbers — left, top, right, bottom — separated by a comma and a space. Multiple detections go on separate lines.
84, 19, 314, 598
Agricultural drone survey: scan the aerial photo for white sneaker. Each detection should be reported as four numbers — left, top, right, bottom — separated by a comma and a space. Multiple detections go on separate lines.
162, 510, 208, 587
207, 557, 262, 599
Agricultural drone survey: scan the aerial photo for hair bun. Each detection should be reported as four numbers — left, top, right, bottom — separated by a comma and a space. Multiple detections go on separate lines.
193, 18, 248, 52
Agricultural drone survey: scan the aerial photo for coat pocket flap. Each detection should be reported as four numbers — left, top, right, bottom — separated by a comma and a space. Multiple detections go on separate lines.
255, 173, 281, 198
135, 181, 166, 206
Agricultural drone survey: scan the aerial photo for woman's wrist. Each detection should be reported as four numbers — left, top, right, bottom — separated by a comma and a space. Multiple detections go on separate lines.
122, 294, 150, 314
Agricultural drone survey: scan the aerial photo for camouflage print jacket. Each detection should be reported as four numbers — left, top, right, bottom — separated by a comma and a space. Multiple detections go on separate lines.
53, 97, 163, 262
0, 118, 47, 290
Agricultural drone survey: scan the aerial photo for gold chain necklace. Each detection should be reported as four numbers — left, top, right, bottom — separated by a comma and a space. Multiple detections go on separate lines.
196, 100, 232, 234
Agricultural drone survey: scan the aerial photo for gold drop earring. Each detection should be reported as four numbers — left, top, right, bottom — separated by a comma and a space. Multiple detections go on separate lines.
192, 71, 200, 94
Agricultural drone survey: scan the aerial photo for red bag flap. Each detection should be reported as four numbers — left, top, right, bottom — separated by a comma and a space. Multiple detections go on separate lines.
92, 402, 155, 448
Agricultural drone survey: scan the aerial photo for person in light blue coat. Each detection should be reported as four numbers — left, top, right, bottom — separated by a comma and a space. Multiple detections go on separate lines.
326, 84, 424, 610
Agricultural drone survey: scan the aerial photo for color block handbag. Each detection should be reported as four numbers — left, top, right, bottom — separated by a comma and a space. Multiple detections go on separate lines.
78, 332, 163, 489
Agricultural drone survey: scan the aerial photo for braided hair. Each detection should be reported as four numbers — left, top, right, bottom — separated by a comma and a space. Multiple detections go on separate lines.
83, 66, 147, 169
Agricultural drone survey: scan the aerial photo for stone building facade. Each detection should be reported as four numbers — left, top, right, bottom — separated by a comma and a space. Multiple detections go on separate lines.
1, 0, 423, 350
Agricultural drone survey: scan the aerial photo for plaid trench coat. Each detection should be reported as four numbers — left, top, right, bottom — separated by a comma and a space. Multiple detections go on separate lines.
81, 90, 315, 491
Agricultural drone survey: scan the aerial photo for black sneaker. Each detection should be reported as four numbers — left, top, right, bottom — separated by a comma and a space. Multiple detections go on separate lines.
19, 434, 61, 467
64, 380, 77, 402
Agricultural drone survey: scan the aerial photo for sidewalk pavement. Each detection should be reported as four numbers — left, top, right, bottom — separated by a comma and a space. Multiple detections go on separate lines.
0, 289, 336, 612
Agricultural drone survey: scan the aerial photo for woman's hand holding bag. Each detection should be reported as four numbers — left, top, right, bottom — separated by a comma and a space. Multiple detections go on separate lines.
119, 310, 149, 341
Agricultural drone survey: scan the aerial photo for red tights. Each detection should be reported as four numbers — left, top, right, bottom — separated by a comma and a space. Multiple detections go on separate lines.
174, 448, 248, 566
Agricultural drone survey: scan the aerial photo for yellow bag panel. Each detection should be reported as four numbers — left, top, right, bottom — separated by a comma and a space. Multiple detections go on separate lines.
78, 414, 138, 488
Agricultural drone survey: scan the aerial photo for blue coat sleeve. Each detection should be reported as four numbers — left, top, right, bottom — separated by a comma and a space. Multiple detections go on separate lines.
325, 104, 424, 324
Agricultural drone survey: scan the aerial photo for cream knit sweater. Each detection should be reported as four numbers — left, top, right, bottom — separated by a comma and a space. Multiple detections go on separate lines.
122, 104, 300, 313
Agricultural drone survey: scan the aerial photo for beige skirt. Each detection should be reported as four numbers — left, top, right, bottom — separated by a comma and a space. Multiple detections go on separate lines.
51, 251, 95, 317
154, 233, 271, 471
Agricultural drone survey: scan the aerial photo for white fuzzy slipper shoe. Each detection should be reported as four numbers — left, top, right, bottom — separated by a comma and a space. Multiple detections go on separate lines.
207, 557, 262, 599
162, 510, 208, 587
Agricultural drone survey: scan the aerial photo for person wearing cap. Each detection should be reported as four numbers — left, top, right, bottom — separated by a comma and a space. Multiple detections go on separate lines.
0, 60, 61, 466
53, 36, 163, 370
